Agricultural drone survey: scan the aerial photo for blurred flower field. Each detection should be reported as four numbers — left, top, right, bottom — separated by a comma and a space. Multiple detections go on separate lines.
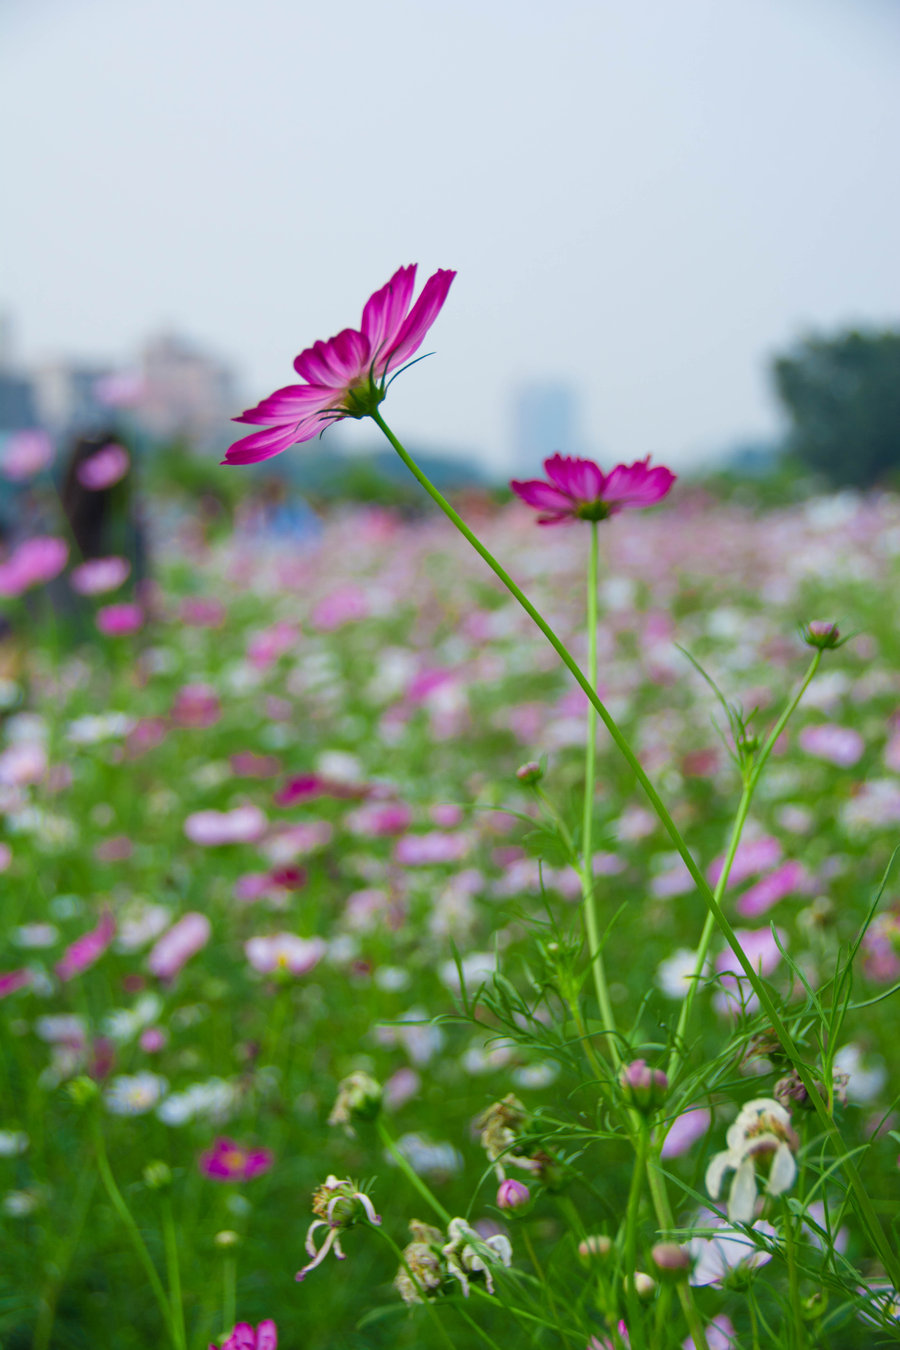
1, 484, 900, 1349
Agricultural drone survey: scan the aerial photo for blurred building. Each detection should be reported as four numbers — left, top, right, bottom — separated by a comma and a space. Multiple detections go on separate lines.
32, 360, 113, 436
0, 311, 39, 432
137, 332, 236, 447
510, 381, 582, 473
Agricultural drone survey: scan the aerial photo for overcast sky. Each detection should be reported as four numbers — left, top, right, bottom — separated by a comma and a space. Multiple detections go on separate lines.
2, 0, 899, 470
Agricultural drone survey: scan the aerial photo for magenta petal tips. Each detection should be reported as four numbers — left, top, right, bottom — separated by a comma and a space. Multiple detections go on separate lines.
510, 453, 675, 525
223, 265, 456, 466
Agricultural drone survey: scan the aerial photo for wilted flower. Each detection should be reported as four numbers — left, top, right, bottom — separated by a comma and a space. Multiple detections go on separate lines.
225, 264, 455, 465
510, 454, 675, 526
705, 1098, 799, 1222
394, 1220, 445, 1305
328, 1071, 382, 1129
295, 1176, 381, 1281
199, 1137, 273, 1183
209, 1320, 277, 1350
477, 1094, 540, 1179
441, 1217, 512, 1297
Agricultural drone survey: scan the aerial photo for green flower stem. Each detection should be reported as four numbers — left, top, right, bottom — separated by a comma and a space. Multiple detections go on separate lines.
644, 1159, 709, 1350
371, 1223, 457, 1350
667, 652, 823, 1083
90, 1114, 176, 1346
161, 1194, 188, 1350
376, 1117, 452, 1226
623, 1123, 649, 1350
520, 1225, 573, 1350
782, 1199, 806, 1350
582, 520, 619, 1061
221, 1252, 237, 1344
33, 1165, 97, 1350
373, 414, 898, 1286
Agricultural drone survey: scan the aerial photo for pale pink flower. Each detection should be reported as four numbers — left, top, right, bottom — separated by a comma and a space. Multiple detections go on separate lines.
511, 453, 675, 525
394, 831, 469, 866
715, 928, 785, 1015
0, 843, 11, 872
171, 683, 221, 728
736, 860, 808, 918
687, 1212, 776, 1286
244, 933, 326, 976
660, 1108, 713, 1159
247, 620, 298, 668
70, 556, 131, 595
1, 430, 54, 481
55, 913, 116, 981
0, 969, 31, 999
0, 536, 69, 596
147, 912, 211, 979
683, 1315, 737, 1348
224, 264, 455, 465
708, 835, 782, 887
96, 602, 143, 636
184, 806, 267, 846
77, 443, 130, 489
93, 371, 146, 408
799, 722, 865, 767
311, 586, 369, 630
0, 742, 47, 787
346, 802, 413, 837
180, 596, 226, 627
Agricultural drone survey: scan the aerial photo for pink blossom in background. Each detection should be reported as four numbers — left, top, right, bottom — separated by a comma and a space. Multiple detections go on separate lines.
244, 933, 326, 976
171, 683, 221, 728
139, 1026, 167, 1053
708, 835, 782, 888
200, 1137, 274, 1183
274, 774, 363, 806
0, 968, 31, 999
224, 263, 455, 465
683, 1315, 737, 1349
76, 443, 130, 489
736, 861, 808, 919
96, 602, 144, 636
510, 453, 675, 526
55, 913, 116, 981
94, 835, 134, 863
393, 830, 470, 866
345, 801, 413, 837
210, 1320, 277, 1350
179, 596, 226, 627
405, 667, 457, 704
311, 585, 369, 631
1, 429, 54, 481
147, 912, 211, 979
93, 371, 146, 408
184, 806, 267, 846
259, 821, 332, 864
125, 718, 168, 758
234, 873, 276, 903
799, 722, 865, 768
383, 1066, 421, 1111
0, 536, 69, 596
230, 752, 282, 779
715, 928, 785, 1015
69, 556, 131, 595
862, 911, 900, 983
660, 1108, 713, 1159
885, 729, 900, 773
247, 620, 298, 668
0, 742, 47, 787
0, 843, 11, 871
431, 803, 464, 828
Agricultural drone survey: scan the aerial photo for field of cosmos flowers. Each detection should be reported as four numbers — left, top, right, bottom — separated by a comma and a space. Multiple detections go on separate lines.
2, 268, 900, 1350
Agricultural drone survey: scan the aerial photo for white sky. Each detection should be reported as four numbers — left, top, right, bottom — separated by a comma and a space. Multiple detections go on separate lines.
2, 0, 899, 470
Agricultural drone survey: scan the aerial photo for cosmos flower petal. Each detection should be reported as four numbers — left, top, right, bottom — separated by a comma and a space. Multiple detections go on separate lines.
234, 386, 337, 427
766, 1143, 796, 1197
602, 459, 676, 508
543, 454, 605, 499
379, 269, 456, 374
222, 1326, 256, 1350
361, 264, 418, 356
727, 1158, 758, 1224
509, 479, 575, 512
223, 421, 321, 466
255, 1323, 278, 1350
705, 1150, 732, 1200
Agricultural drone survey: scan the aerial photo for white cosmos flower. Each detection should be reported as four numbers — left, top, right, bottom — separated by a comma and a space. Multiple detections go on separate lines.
705, 1098, 798, 1223
104, 1072, 168, 1116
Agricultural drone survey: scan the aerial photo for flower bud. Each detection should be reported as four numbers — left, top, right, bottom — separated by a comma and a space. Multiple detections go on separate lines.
142, 1160, 172, 1190
516, 761, 543, 785
66, 1075, 99, 1107
496, 1179, 530, 1211
214, 1229, 240, 1249
627, 1271, 656, 1299
327, 1070, 382, 1130
802, 620, 842, 651
619, 1059, 668, 1112
650, 1241, 691, 1281
578, 1233, 612, 1262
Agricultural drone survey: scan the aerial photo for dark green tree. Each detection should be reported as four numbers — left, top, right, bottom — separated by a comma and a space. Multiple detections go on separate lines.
771, 328, 900, 487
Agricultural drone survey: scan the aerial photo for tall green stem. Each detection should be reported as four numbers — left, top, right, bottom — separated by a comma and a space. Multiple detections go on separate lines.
371, 412, 899, 1286
582, 521, 619, 1060
161, 1194, 187, 1350
623, 1124, 648, 1350
377, 1117, 452, 1226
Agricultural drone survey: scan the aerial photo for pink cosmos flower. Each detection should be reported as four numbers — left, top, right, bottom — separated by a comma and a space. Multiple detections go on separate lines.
96, 602, 144, 635
180, 596, 226, 627
799, 722, 865, 768
393, 830, 469, 866
147, 912, 211, 979
55, 913, 116, 982
736, 860, 808, 919
0, 968, 31, 999
660, 1107, 713, 1159
0, 536, 69, 596
171, 683, 221, 728
184, 806, 267, 846
77, 443, 130, 489
209, 1320, 277, 1350
311, 586, 369, 631
200, 1137, 274, 1183
244, 933, 327, 976
224, 263, 456, 465
708, 835, 782, 888
70, 556, 131, 595
510, 454, 675, 525
1, 430, 54, 481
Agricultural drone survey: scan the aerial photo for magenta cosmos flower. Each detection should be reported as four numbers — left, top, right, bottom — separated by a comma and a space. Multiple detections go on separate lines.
200, 1137, 274, 1183
510, 453, 675, 525
209, 1320, 277, 1350
223, 263, 456, 465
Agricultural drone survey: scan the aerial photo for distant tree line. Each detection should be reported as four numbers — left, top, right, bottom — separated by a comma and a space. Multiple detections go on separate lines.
771, 328, 900, 488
